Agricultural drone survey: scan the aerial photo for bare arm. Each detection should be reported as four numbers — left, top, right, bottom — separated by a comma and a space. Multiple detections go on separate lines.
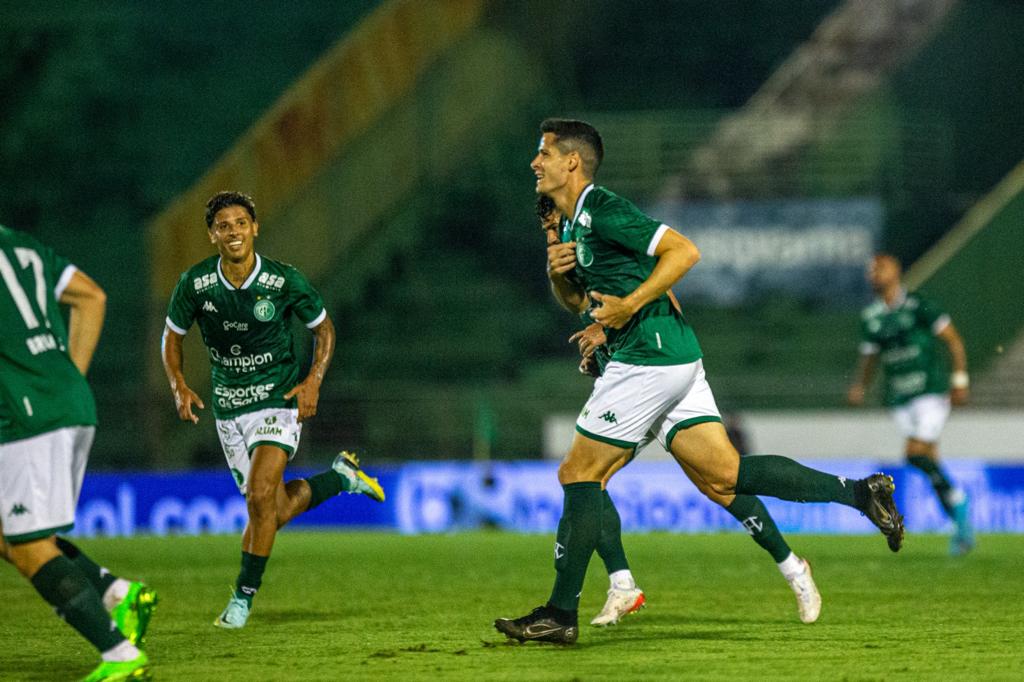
937, 321, 969, 405
847, 352, 879, 406
161, 326, 204, 423
59, 270, 106, 375
284, 314, 336, 422
590, 229, 700, 329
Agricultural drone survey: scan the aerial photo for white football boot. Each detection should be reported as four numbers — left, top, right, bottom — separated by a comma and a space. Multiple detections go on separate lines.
787, 558, 821, 624
590, 586, 646, 626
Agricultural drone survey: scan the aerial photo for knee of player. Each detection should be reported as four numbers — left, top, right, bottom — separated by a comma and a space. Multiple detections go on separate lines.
246, 486, 277, 513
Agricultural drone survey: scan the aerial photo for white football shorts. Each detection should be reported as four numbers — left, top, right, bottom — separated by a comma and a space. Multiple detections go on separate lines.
0, 426, 93, 543
890, 393, 950, 443
576, 359, 721, 449
216, 407, 301, 494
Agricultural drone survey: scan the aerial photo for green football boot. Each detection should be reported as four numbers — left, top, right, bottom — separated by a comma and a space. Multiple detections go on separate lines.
332, 451, 386, 502
80, 652, 150, 681
111, 582, 159, 646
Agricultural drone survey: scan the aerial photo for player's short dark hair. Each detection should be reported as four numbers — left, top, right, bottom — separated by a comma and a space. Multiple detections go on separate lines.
205, 191, 257, 228
540, 118, 604, 178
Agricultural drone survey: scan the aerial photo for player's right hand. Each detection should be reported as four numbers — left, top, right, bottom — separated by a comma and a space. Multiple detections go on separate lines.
172, 383, 205, 423
547, 241, 577, 276
846, 384, 865, 406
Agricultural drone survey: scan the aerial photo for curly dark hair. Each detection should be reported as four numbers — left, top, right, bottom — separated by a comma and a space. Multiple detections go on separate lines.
205, 191, 256, 228
535, 194, 557, 222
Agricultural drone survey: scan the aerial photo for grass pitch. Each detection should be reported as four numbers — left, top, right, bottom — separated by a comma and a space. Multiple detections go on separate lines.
1, 532, 1022, 681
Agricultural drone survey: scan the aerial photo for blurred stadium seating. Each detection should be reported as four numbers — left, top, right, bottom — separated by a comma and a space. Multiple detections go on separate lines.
2, 0, 1022, 466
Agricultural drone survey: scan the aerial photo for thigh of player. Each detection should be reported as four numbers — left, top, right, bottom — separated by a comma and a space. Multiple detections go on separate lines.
0, 426, 94, 545
217, 407, 302, 495
651, 361, 739, 492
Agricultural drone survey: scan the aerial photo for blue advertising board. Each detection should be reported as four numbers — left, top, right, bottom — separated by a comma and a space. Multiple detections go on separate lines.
647, 198, 883, 306
70, 461, 1024, 537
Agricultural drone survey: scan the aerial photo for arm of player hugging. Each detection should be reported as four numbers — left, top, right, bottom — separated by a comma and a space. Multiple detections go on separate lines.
161, 326, 205, 423
59, 269, 107, 375
590, 227, 700, 329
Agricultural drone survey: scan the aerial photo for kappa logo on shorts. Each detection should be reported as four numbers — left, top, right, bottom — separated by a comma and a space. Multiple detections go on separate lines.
599, 411, 618, 424
264, 415, 277, 425
8, 503, 29, 517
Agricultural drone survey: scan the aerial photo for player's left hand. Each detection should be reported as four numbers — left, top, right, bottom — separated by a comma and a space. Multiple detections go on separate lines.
950, 386, 969, 406
588, 291, 636, 329
569, 323, 606, 358
285, 378, 322, 422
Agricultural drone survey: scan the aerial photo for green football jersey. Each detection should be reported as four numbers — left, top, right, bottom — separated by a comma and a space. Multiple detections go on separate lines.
559, 184, 702, 366
0, 226, 96, 444
165, 253, 326, 419
859, 290, 951, 406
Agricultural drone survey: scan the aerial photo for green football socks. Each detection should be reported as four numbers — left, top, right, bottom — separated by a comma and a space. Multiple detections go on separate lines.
548, 482, 603, 612
907, 455, 956, 517
596, 490, 630, 575
305, 469, 345, 510
235, 551, 269, 606
30, 555, 124, 653
55, 536, 118, 596
726, 495, 791, 563
736, 455, 859, 508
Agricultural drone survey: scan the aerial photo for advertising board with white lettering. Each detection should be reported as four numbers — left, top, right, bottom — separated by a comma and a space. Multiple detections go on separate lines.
70, 461, 1024, 537
647, 198, 883, 306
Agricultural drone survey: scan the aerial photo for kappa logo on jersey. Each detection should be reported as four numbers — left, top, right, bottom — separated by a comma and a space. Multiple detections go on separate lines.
203, 300, 218, 313
8, 503, 29, 517
194, 273, 218, 291
253, 298, 276, 322
257, 272, 285, 290
599, 411, 618, 424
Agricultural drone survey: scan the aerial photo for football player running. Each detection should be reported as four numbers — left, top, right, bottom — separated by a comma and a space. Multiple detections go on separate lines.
161, 191, 384, 630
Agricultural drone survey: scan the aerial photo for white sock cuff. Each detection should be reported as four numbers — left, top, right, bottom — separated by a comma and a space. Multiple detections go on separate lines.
777, 552, 804, 580
609, 569, 635, 590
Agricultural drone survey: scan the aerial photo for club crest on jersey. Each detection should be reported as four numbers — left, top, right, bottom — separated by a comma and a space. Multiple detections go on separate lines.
576, 241, 594, 267
253, 298, 276, 322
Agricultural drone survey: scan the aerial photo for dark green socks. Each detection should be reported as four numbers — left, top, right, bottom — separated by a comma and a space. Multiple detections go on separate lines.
736, 455, 859, 508
56, 536, 118, 596
596, 490, 630, 574
235, 551, 269, 606
31, 555, 124, 653
907, 455, 956, 517
305, 469, 345, 510
548, 481, 603, 612
725, 495, 791, 563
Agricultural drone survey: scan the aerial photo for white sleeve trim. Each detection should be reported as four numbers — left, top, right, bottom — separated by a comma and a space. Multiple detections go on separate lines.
859, 341, 880, 355
646, 224, 671, 257
54, 265, 77, 300
165, 317, 188, 336
305, 308, 327, 329
932, 314, 951, 335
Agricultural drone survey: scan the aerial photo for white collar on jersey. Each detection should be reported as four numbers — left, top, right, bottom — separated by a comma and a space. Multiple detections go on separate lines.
217, 253, 262, 291
571, 183, 595, 227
